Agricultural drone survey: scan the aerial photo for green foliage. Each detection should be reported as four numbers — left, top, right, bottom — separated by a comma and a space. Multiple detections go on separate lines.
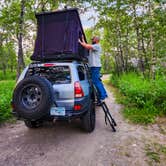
123, 107, 157, 124
0, 70, 16, 80
0, 0, 91, 77
0, 80, 15, 123
110, 72, 166, 124
0, 42, 17, 73
84, 28, 93, 43
90, 0, 166, 77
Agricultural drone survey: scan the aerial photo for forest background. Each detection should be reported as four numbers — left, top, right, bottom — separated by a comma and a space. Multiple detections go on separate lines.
0, 0, 165, 123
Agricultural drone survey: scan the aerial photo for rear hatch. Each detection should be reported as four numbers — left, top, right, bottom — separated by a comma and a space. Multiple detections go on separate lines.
26, 63, 74, 110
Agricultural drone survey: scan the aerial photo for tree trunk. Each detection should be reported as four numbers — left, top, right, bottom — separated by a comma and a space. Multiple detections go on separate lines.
17, 0, 25, 79
124, 28, 130, 72
141, 28, 149, 74
114, 54, 120, 76
148, 0, 156, 79
132, 1, 145, 75
2, 63, 6, 75
115, 0, 125, 74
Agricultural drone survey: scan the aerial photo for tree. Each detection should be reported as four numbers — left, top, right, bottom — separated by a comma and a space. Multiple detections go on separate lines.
17, 0, 26, 78
88, 0, 166, 77
0, 0, 88, 78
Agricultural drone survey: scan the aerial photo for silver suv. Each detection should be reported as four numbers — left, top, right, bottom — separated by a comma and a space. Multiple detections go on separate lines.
12, 61, 96, 132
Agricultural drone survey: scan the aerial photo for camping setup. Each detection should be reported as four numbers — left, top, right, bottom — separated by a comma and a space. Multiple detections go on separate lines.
31, 8, 89, 62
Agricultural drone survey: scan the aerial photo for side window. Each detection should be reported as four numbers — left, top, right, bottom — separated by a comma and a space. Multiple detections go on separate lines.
77, 66, 85, 81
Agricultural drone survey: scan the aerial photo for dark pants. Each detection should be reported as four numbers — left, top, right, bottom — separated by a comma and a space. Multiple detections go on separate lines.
90, 67, 107, 100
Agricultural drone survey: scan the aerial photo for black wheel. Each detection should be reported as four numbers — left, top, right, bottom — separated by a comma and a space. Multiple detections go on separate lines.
91, 85, 98, 104
24, 120, 43, 128
81, 100, 96, 133
13, 76, 54, 120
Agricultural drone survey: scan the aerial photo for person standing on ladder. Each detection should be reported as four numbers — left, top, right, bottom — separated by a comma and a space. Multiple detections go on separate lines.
79, 36, 108, 102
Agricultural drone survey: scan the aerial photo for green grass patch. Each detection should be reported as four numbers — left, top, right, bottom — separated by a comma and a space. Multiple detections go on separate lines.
0, 80, 16, 123
145, 143, 166, 164
0, 70, 16, 80
105, 81, 126, 104
123, 107, 157, 124
110, 72, 166, 124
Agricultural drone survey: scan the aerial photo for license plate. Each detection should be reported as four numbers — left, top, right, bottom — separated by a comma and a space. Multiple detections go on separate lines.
50, 107, 65, 116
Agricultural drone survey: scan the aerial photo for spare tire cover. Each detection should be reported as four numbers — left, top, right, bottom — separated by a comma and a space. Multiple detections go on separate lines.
13, 76, 54, 120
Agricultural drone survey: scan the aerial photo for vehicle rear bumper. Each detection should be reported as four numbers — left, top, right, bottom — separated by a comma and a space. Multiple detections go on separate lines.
11, 96, 93, 120
49, 96, 91, 119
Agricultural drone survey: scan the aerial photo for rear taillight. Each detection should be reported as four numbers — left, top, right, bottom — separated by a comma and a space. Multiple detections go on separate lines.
74, 81, 84, 98
74, 105, 82, 111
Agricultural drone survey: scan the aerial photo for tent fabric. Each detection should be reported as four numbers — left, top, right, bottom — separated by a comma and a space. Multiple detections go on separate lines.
31, 9, 89, 61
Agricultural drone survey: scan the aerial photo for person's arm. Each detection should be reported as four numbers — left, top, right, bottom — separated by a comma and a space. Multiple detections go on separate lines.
78, 37, 93, 50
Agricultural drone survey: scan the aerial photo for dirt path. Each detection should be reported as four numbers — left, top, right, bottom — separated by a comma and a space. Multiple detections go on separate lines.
0, 75, 166, 166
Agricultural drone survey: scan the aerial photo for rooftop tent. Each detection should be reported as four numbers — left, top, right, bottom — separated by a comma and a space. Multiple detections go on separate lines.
31, 8, 89, 61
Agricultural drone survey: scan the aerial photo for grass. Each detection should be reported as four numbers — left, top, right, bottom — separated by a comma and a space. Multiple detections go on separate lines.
145, 143, 166, 164
0, 80, 16, 123
109, 72, 166, 124
0, 70, 16, 80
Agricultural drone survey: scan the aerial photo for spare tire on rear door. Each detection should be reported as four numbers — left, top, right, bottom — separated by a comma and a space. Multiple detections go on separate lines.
13, 76, 54, 120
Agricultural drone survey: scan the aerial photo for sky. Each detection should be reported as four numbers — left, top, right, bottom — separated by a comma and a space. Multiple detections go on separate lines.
81, 16, 94, 29
58, 3, 98, 29
58, 2, 98, 29
80, 9, 98, 29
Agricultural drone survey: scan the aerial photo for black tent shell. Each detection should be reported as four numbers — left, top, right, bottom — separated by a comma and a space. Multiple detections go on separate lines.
31, 8, 89, 62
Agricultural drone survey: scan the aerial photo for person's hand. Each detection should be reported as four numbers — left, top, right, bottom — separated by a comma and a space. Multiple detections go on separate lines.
81, 35, 85, 43
78, 38, 82, 44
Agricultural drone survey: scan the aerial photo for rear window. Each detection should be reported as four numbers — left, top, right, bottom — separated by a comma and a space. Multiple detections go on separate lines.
26, 65, 71, 84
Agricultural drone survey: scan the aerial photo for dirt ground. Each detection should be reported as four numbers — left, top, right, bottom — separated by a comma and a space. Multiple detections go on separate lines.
0, 75, 166, 166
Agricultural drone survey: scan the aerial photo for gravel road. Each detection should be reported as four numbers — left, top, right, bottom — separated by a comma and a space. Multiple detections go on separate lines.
0, 75, 165, 166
